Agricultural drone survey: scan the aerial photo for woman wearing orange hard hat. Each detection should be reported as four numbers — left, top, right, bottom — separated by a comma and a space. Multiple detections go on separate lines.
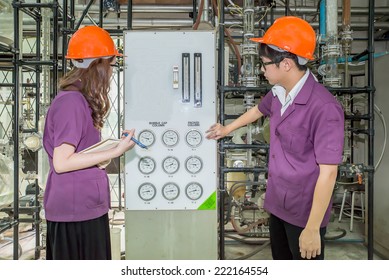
207, 16, 344, 260
43, 25, 136, 260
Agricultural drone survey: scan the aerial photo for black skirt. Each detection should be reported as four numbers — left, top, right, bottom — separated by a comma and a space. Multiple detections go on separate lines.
46, 213, 112, 260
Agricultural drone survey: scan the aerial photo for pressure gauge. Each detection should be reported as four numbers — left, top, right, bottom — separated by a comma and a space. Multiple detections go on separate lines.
185, 182, 203, 200
138, 130, 155, 147
162, 129, 179, 147
162, 182, 180, 201
162, 156, 180, 174
138, 183, 156, 201
185, 129, 202, 148
185, 156, 203, 174
138, 157, 156, 174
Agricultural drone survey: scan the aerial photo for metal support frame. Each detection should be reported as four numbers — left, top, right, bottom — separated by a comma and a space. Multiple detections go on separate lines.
0, 0, 60, 260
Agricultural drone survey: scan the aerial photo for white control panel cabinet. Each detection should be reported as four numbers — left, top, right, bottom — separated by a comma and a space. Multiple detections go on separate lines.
123, 31, 218, 259
124, 31, 217, 211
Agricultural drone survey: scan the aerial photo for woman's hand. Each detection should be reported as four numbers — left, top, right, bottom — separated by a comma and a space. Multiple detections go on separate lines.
114, 128, 136, 157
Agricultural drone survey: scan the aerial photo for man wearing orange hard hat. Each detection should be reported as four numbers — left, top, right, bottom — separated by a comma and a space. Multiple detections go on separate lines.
207, 16, 345, 260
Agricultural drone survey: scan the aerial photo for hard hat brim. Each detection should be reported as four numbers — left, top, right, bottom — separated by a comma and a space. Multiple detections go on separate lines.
249, 37, 264, 43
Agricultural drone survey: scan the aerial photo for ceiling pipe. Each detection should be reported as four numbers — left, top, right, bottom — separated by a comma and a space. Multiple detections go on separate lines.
21, 18, 389, 30
73, 4, 389, 15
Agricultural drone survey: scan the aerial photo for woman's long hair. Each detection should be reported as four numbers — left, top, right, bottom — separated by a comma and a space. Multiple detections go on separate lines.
59, 56, 114, 130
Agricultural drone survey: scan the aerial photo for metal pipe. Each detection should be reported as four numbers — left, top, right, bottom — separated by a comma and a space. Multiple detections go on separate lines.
74, 0, 94, 30
127, 0, 132, 30
319, 0, 326, 43
72, 4, 389, 16
21, 18, 389, 30
342, 0, 351, 28
62, 0, 68, 74
12, 0, 21, 260
52, 1, 58, 97
367, 0, 375, 261
218, 0, 225, 261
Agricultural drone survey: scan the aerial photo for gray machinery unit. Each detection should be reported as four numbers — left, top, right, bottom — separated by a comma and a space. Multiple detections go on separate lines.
123, 30, 218, 259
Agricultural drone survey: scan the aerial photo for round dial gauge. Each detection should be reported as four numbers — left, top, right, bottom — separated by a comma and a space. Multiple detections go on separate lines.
138, 130, 155, 147
185, 130, 202, 148
185, 182, 203, 200
162, 182, 180, 201
138, 183, 156, 201
138, 157, 156, 174
185, 156, 203, 174
162, 156, 180, 174
162, 130, 179, 147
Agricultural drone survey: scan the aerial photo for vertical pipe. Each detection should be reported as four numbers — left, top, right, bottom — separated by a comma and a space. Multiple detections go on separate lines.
367, 0, 375, 261
201, 0, 209, 23
52, 1, 58, 97
326, 0, 338, 38
117, 36, 122, 211
12, 0, 20, 260
319, 0, 326, 43
192, 0, 197, 25
127, 0, 132, 30
218, 0, 225, 260
62, 0, 68, 75
99, 0, 103, 27
35, 4, 41, 259
342, 0, 351, 28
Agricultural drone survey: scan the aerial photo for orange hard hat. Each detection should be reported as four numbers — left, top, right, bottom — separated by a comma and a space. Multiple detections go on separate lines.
250, 16, 316, 60
66, 26, 122, 59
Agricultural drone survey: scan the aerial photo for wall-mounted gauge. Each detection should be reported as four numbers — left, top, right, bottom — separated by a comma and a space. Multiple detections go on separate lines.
162, 182, 180, 201
185, 182, 203, 200
138, 130, 156, 147
162, 129, 179, 147
162, 156, 180, 174
138, 157, 156, 174
138, 183, 157, 201
185, 129, 202, 148
185, 156, 203, 174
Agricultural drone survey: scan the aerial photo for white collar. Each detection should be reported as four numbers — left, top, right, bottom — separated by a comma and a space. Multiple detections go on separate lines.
271, 70, 311, 115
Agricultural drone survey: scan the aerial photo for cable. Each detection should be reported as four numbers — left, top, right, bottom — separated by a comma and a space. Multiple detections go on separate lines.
374, 104, 387, 170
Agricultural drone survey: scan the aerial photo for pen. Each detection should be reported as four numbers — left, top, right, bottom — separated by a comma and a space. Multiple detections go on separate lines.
122, 133, 148, 149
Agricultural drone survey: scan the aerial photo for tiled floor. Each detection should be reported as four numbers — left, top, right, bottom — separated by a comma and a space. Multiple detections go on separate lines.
0, 210, 382, 260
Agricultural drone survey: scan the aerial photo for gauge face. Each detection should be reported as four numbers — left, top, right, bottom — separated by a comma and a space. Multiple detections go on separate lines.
138, 183, 156, 201
186, 130, 202, 148
162, 182, 180, 200
162, 130, 179, 147
162, 156, 180, 174
138, 157, 156, 174
185, 156, 203, 174
138, 130, 155, 147
185, 182, 203, 200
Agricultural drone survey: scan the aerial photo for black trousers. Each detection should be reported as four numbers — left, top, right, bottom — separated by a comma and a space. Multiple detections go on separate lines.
46, 213, 111, 260
269, 214, 326, 260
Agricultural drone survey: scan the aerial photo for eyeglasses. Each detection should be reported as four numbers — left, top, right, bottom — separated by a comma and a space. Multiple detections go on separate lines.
259, 60, 276, 69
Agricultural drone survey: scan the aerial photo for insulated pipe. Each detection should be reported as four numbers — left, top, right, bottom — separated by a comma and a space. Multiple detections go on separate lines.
319, 0, 326, 43
326, 0, 337, 38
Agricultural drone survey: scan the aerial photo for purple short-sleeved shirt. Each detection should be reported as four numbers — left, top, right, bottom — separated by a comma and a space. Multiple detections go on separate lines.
43, 90, 110, 222
258, 73, 344, 228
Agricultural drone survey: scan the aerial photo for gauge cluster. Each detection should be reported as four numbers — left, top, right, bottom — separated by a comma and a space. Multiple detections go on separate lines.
125, 125, 216, 210
134, 129, 206, 204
